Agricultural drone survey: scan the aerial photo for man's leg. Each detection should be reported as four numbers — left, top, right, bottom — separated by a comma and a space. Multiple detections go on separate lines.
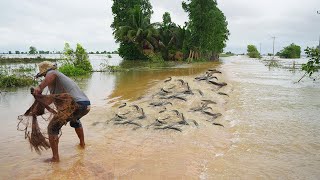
47, 118, 63, 162
48, 135, 60, 162
75, 127, 85, 148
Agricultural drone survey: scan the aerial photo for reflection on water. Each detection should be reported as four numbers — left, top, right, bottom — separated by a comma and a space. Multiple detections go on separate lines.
1, 55, 320, 179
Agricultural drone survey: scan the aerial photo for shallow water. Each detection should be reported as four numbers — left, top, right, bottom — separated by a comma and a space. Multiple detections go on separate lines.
1, 55, 319, 179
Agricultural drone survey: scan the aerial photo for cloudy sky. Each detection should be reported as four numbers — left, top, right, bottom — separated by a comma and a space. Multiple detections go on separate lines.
0, 0, 319, 54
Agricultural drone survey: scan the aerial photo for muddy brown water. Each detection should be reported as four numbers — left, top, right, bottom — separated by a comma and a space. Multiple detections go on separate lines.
1, 56, 320, 179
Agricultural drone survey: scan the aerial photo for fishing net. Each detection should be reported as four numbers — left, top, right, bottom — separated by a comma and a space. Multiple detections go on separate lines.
17, 91, 77, 154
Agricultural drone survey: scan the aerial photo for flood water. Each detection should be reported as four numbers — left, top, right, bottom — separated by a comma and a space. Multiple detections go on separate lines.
0, 55, 319, 179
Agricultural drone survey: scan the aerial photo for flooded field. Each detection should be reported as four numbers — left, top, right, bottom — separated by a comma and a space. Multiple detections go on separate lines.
0, 55, 319, 179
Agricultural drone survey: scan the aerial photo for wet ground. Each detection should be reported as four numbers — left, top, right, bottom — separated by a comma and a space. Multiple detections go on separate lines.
1, 55, 320, 179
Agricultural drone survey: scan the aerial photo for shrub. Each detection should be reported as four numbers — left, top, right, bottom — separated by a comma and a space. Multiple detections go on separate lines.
0, 74, 35, 88
247, 45, 261, 58
278, 43, 301, 59
60, 43, 93, 76
59, 64, 88, 76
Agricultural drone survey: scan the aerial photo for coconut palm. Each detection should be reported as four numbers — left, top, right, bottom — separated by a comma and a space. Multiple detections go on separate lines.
115, 6, 159, 53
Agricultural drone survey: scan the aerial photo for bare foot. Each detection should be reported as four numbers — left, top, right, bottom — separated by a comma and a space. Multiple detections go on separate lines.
79, 143, 85, 149
44, 157, 60, 163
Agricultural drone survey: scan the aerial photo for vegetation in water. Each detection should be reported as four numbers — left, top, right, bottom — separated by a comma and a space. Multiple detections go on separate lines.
0, 74, 35, 88
111, 0, 229, 61
220, 52, 234, 57
247, 45, 261, 58
301, 47, 320, 77
12, 65, 36, 72
59, 43, 93, 76
277, 43, 301, 59
0, 56, 58, 64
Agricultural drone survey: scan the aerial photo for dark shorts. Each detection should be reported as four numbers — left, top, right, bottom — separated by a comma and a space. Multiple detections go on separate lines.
48, 101, 90, 135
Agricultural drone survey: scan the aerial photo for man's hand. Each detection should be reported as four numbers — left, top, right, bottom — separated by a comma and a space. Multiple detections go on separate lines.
33, 87, 42, 95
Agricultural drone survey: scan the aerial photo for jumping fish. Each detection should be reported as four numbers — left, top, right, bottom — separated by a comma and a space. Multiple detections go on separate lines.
130, 104, 140, 111
164, 77, 172, 83
137, 108, 146, 119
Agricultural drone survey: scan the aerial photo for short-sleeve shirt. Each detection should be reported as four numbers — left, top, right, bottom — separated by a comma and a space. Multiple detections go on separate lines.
46, 70, 90, 102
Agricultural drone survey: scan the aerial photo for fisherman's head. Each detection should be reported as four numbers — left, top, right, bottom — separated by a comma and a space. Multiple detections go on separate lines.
36, 61, 57, 78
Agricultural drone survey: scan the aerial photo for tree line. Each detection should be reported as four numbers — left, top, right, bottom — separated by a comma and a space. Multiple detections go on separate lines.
1, 46, 117, 55
246, 43, 302, 59
111, 0, 229, 61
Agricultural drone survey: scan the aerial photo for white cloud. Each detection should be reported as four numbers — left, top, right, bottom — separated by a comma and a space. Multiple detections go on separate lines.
0, 0, 319, 54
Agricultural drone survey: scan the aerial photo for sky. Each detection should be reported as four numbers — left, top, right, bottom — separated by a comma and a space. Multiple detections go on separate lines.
0, 0, 319, 54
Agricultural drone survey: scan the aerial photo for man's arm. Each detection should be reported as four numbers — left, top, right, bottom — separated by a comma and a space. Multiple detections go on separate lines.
34, 73, 57, 94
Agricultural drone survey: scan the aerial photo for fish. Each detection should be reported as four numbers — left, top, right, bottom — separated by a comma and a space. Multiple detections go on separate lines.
154, 125, 182, 132
159, 107, 167, 113
171, 110, 180, 116
218, 92, 229, 97
208, 69, 222, 74
176, 79, 185, 85
192, 120, 199, 126
196, 89, 204, 96
137, 108, 146, 119
208, 80, 227, 87
213, 123, 224, 127
130, 104, 140, 111
201, 99, 217, 105
161, 88, 172, 94
118, 103, 127, 108
114, 120, 142, 127
164, 77, 172, 82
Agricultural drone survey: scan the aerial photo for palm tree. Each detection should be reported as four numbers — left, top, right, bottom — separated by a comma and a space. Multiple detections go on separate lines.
115, 6, 159, 54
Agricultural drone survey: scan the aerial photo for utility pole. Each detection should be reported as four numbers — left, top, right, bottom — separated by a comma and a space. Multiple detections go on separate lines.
318, 11, 320, 51
260, 43, 262, 55
271, 36, 276, 56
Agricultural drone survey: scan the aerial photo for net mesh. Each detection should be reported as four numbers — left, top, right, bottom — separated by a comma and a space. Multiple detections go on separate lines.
17, 93, 77, 154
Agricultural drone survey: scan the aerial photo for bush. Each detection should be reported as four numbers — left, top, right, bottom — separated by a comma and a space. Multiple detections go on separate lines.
60, 43, 93, 76
0, 74, 35, 88
247, 45, 261, 58
59, 64, 88, 76
118, 42, 147, 60
302, 47, 320, 77
278, 43, 301, 59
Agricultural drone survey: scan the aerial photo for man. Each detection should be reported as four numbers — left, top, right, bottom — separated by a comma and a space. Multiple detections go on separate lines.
34, 61, 90, 162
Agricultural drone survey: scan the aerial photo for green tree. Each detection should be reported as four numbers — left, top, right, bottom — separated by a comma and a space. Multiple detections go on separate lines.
15, 51, 20, 54
247, 45, 261, 58
29, 46, 38, 54
115, 6, 159, 54
111, 0, 153, 60
182, 0, 229, 60
60, 43, 93, 76
74, 44, 93, 72
157, 12, 187, 60
278, 43, 301, 58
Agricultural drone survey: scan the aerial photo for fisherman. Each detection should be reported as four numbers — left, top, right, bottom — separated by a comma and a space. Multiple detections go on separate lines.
33, 61, 90, 162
